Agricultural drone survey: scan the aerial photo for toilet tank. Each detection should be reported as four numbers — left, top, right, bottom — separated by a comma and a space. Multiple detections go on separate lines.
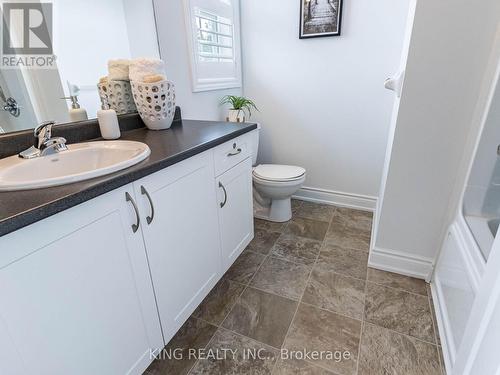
249, 124, 261, 166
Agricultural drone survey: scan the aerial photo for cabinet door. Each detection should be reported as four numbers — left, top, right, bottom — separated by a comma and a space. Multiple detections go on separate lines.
135, 151, 221, 343
0, 185, 163, 375
217, 157, 254, 272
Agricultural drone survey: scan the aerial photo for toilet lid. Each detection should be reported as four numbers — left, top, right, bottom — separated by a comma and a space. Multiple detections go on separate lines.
253, 164, 306, 181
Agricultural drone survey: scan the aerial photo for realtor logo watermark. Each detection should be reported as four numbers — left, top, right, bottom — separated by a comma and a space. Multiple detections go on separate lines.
1, 2, 56, 68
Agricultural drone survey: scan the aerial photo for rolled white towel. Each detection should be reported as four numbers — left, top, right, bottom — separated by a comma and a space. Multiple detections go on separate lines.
142, 74, 166, 83
129, 58, 167, 82
108, 59, 131, 81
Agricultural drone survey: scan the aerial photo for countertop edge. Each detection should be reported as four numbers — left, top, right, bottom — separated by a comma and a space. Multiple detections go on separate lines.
0, 123, 257, 237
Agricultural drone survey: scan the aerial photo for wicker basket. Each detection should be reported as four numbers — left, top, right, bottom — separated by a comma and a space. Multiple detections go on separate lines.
98, 80, 137, 115
131, 80, 176, 130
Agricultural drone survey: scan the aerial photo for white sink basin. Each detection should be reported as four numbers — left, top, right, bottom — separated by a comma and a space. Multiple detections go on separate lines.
0, 140, 150, 191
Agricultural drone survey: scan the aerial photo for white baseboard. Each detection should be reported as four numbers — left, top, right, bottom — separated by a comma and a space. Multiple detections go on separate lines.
293, 186, 377, 212
368, 246, 434, 280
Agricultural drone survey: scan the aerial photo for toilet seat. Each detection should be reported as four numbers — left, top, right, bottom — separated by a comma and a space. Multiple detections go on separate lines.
253, 164, 306, 182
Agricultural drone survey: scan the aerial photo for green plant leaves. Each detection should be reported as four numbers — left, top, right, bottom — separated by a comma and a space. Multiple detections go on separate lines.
219, 95, 259, 118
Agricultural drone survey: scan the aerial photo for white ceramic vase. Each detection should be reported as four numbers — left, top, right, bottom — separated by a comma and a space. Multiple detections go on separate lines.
131, 80, 176, 130
226, 109, 246, 123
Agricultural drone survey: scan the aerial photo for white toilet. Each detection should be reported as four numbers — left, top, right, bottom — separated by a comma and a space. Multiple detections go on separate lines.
250, 126, 306, 222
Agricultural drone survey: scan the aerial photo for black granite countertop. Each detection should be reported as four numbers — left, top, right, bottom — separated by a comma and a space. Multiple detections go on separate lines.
0, 120, 257, 237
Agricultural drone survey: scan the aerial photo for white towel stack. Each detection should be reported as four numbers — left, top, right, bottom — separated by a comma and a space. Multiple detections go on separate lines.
129, 58, 167, 82
107, 59, 131, 81
104, 58, 167, 82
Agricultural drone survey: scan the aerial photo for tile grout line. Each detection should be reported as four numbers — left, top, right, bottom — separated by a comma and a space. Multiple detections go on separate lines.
322, 214, 429, 297
299, 259, 429, 299
427, 283, 445, 373
249, 221, 293, 374
323, 208, 372, 254
357, 262, 441, 372
188, 319, 325, 373
195, 312, 357, 371
192, 203, 437, 374
293, 279, 440, 354
362, 321, 440, 348
189, 310, 286, 372
428, 284, 440, 344
292, 205, 438, 372
299, 300, 362, 323
364, 279, 431, 299
220, 211, 314, 374
241, 283, 302, 303
216, 324, 283, 351
326, 207, 436, 366
185, 317, 284, 374
356, 276, 370, 375
275, 207, 340, 374
363, 266, 440, 349
192, 203, 428, 375
212, 220, 292, 371
171, 203, 349, 374
186, 316, 218, 375
188, 220, 292, 374
295, 206, 363, 375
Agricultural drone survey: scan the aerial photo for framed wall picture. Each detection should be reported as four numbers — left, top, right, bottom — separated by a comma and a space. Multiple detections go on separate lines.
299, 0, 343, 39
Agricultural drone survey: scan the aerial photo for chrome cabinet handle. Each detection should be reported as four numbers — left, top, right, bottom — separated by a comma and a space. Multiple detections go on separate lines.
219, 181, 227, 208
227, 143, 242, 157
141, 185, 155, 225
126, 192, 140, 233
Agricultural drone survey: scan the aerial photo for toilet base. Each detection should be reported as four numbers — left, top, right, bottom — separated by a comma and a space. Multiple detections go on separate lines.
254, 197, 292, 223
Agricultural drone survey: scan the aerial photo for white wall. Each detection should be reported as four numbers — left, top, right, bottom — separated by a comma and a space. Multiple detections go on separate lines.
240, 0, 411, 199
153, 0, 242, 121
374, 0, 500, 278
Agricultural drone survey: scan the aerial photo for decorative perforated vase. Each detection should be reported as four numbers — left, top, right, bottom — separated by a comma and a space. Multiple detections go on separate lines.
98, 80, 137, 115
130, 80, 176, 130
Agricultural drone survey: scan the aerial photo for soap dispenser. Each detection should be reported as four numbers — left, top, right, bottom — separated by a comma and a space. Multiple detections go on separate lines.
62, 81, 88, 122
62, 95, 88, 122
98, 98, 120, 140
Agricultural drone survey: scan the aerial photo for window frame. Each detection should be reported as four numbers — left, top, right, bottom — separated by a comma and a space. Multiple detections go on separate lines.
183, 0, 242, 92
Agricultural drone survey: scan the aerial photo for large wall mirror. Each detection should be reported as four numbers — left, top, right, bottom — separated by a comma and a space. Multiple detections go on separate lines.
0, 0, 160, 134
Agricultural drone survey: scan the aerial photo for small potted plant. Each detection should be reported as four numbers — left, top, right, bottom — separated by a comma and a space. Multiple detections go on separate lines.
220, 95, 258, 123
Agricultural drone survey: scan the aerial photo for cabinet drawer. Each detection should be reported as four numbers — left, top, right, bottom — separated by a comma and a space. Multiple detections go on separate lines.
214, 133, 252, 176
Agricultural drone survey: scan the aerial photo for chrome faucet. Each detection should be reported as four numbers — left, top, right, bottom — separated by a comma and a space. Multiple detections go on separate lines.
19, 121, 68, 159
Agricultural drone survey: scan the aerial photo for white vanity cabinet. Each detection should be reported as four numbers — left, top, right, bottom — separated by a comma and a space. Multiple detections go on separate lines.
0, 132, 256, 375
133, 151, 222, 343
216, 157, 254, 272
0, 185, 163, 375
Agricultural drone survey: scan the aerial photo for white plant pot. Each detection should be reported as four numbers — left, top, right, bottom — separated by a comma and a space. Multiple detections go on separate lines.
131, 80, 176, 130
226, 109, 246, 123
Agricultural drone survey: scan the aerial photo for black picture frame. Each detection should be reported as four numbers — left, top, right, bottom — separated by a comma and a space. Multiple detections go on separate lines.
299, 0, 343, 39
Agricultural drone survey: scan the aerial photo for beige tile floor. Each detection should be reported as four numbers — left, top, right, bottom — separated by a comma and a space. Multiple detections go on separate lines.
145, 200, 445, 375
